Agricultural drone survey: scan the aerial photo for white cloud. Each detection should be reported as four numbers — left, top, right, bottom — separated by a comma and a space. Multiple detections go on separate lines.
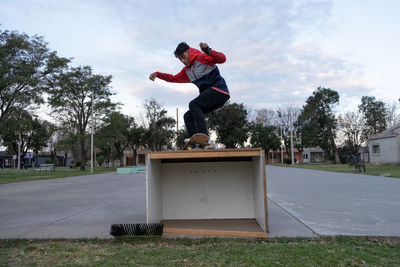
1, 0, 398, 122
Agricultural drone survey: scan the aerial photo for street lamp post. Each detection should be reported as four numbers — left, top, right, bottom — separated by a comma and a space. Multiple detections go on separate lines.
289, 114, 294, 165
18, 133, 21, 170
280, 126, 284, 164
90, 85, 95, 174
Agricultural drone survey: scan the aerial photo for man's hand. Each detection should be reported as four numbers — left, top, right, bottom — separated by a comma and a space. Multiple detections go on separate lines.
199, 42, 211, 54
149, 72, 157, 81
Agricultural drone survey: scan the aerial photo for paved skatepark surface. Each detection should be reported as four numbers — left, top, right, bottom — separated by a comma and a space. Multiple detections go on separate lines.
0, 166, 399, 238
268, 166, 400, 236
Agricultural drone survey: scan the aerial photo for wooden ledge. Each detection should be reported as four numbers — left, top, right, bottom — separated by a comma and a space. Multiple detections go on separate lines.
150, 148, 262, 160
162, 218, 267, 238
163, 228, 267, 238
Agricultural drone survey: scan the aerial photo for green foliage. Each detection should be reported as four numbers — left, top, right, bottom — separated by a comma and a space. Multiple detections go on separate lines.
249, 123, 280, 159
358, 96, 387, 141
1, 108, 53, 161
96, 155, 104, 166
281, 163, 400, 178
0, 28, 69, 132
2, 237, 400, 266
127, 125, 146, 149
56, 130, 81, 168
295, 87, 339, 158
126, 125, 146, 163
143, 98, 176, 151
0, 167, 117, 184
338, 145, 355, 164
283, 158, 293, 164
46, 65, 117, 170
176, 127, 188, 150
207, 102, 249, 148
96, 111, 134, 166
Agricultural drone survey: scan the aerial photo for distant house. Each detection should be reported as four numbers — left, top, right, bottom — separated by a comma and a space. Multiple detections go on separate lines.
0, 151, 14, 168
357, 146, 370, 163
302, 147, 325, 163
123, 148, 148, 166
368, 124, 400, 165
0, 151, 67, 168
266, 147, 329, 164
267, 148, 302, 164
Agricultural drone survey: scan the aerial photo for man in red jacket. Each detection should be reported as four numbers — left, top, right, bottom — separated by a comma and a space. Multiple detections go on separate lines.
149, 42, 230, 142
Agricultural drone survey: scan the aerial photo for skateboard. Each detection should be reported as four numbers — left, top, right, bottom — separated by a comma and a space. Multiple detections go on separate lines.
183, 133, 210, 150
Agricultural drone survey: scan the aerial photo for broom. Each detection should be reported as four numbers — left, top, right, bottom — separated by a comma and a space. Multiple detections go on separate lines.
110, 223, 164, 237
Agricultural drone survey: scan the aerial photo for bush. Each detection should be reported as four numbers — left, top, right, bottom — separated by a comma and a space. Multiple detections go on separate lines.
97, 155, 104, 166
338, 145, 357, 164
283, 158, 291, 164
45, 159, 53, 164
283, 157, 297, 164
76, 160, 81, 167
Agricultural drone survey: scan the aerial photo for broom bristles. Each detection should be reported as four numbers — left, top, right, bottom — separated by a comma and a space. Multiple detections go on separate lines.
110, 223, 164, 237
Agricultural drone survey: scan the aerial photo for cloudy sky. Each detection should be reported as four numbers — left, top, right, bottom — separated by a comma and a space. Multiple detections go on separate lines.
1, 0, 399, 126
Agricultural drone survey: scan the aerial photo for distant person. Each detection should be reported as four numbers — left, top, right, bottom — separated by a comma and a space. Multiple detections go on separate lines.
149, 42, 230, 143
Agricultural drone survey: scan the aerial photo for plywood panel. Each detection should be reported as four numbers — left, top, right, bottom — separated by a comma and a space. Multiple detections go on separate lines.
162, 162, 254, 220
252, 151, 268, 232
150, 148, 261, 159
162, 219, 267, 238
146, 156, 162, 223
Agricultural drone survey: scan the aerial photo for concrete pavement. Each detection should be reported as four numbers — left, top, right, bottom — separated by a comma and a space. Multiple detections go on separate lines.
0, 166, 399, 238
268, 166, 400, 236
0, 173, 146, 238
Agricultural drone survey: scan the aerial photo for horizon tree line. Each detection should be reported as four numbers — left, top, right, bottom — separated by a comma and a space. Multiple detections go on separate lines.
2, 28, 400, 167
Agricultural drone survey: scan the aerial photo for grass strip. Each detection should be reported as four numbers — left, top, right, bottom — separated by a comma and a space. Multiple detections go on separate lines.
1, 236, 400, 266
0, 167, 118, 185
274, 164, 400, 178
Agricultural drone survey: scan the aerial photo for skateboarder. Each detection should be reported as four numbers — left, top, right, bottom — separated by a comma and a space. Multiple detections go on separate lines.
149, 42, 230, 142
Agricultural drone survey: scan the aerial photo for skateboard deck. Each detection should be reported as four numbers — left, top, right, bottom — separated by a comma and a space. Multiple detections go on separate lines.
183, 133, 210, 150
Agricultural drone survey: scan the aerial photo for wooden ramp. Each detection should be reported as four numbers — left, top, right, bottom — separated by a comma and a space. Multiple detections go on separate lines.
163, 219, 267, 238
146, 148, 268, 238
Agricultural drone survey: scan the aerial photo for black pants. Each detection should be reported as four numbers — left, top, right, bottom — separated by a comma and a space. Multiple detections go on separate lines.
184, 87, 230, 137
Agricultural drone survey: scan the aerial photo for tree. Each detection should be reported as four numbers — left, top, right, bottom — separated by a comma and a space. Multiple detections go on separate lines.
249, 123, 280, 161
47, 65, 116, 170
207, 102, 249, 148
53, 126, 78, 167
0, 28, 68, 133
384, 99, 400, 129
56, 125, 81, 168
295, 87, 340, 163
176, 127, 188, 150
337, 111, 365, 153
127, 125, 146, 165
254, 107, 276, 126
94, 129, 112, 166
96, 111, 134, 167
276, 104, 301, 157
143, 98, 176, 151
358, 96, 387, 141
1, 108, 53, 166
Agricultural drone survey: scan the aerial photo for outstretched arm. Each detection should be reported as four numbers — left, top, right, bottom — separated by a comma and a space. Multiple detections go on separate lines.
197, 42, 226, 65
149, 67, 190, 83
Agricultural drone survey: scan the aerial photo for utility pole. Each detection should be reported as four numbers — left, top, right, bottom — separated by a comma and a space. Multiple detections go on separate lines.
176, 108, 179, 150
90, 86, 95, 173
280, 126, 284, 164
290, 113, 294, 165
17, 133, 21, 170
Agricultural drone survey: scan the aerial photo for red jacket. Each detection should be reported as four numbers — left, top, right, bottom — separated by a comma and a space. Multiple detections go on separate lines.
156, 48, 229, 94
